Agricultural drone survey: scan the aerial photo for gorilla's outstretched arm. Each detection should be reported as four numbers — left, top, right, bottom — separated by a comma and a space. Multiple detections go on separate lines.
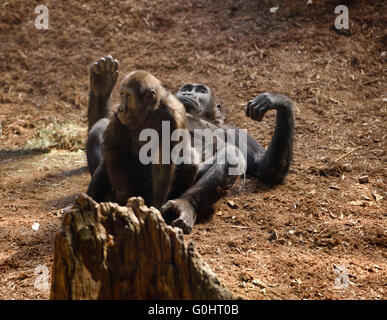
161, 92, 294, 233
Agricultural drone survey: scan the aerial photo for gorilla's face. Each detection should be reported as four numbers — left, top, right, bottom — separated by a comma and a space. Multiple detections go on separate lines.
117, 71, 161, 129
176, 84, 224, 124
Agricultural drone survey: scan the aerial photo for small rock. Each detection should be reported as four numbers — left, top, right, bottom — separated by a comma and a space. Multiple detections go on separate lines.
268, 229, 278, 241
349, 200, 365, 206
269, 7, 278, 13
227, 200, 238, 209
372, 192, 383, 202
216, 211, 223, 216
32, 222, 40, 231
361, 195, 372, 201
252, 279, 266, 288
358, 176, 369, 184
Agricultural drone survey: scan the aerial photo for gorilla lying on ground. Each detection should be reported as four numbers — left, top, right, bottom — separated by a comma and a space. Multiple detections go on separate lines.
86, 56, 295, 234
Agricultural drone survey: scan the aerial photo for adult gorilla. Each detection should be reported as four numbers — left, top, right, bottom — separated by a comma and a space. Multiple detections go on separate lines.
86, 56, 295, 234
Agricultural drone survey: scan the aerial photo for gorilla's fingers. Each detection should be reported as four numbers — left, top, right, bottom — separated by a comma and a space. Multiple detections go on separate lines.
171, 218, 183, 229
245, 106, 250, 118
90, 62, 101, 74
112, 59, 119, 73
98, 57, 106, 72
246, 102, 254, 118
256, 108, 265, 122
105, 55, 113, 70
253, 104, 261, 120
171, 218, 192, 234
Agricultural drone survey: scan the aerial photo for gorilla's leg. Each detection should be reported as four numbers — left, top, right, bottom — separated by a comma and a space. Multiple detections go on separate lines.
168, 145, 199, 200
161, 144, 246, 234
86, 118, 109, 176
245, 93, 295, 183
86, 163, 114, 202
168, 162, 198, 200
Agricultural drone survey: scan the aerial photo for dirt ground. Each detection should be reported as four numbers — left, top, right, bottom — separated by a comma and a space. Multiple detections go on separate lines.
0, 0, 386, 300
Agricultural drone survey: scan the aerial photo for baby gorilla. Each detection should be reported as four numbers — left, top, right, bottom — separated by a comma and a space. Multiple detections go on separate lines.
99, 71, 190, 208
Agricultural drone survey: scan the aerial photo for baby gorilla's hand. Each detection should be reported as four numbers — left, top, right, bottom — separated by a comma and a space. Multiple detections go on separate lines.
90, 55, 119, 97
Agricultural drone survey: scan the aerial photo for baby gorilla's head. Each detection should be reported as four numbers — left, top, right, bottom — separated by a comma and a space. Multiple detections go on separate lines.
117, 71, 162, 129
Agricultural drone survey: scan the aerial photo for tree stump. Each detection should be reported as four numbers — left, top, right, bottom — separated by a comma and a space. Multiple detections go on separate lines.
50, 193, 235, 299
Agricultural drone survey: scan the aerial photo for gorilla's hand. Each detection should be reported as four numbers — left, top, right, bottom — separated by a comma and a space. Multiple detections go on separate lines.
245, 92, 291, 122
160, 198, 196, 234
90, 55, 119, 97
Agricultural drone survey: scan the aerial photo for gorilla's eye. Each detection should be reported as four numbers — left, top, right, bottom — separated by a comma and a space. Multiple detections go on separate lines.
195, 86, 207, 94
181, 84, 193, 92
121, 92, 131, 102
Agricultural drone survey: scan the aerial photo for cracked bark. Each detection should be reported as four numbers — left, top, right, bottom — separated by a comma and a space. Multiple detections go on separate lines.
50, 193, 235, 300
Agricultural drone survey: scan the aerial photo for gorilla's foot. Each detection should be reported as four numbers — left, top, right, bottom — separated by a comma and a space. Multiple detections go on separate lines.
160, 198, 196, 234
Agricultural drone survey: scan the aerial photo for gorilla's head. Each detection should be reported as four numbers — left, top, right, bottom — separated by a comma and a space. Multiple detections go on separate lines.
176, 84, 225, 125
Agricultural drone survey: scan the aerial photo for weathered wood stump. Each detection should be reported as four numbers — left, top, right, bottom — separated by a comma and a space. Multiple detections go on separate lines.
50, 193, 235, 299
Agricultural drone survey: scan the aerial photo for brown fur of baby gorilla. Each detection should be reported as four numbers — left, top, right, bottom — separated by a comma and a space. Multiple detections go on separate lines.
102, 71, 187, 208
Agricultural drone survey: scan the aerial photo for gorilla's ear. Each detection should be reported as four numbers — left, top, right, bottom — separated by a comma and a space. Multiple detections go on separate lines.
146, 88, 157, 106
214, 103, 225, 125
148, 88, 156, 99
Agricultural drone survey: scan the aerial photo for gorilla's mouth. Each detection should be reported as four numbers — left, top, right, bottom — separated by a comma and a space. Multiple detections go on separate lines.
117, 107, 148, 130
178, 97, 199, 114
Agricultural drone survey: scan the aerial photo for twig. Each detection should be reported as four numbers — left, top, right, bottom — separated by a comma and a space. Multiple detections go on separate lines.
335, 146, 361, 162
231, 225, 250, 229
234, 16, 254, 22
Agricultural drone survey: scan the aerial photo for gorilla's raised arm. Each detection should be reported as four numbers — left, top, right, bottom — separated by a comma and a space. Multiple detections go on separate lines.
87, 55, 119, 131
245, 92, 295, 183
86, 56, 119, 175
